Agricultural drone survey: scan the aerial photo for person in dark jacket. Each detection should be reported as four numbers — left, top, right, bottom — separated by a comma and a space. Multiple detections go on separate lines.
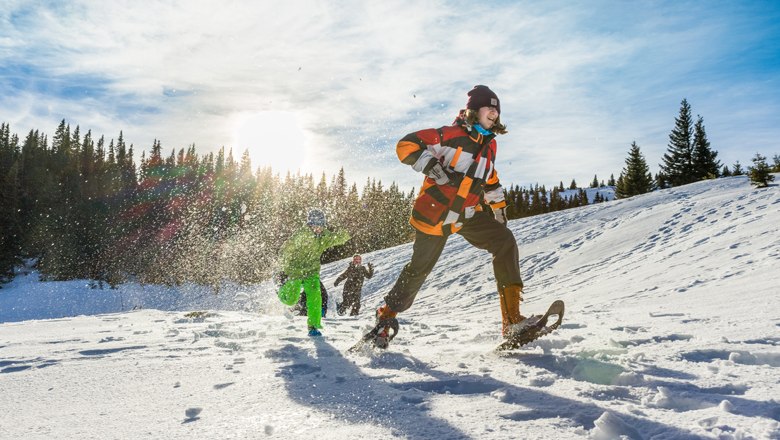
335, 254, 374, 316
293, 280, 329, 318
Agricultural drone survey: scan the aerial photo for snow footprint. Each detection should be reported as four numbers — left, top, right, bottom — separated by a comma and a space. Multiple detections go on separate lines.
680, 349, 780, 367
182, 407, 202, 423
224, 357, 245, 373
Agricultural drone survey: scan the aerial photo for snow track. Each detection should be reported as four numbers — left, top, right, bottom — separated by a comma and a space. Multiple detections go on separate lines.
1, 176, 779, 439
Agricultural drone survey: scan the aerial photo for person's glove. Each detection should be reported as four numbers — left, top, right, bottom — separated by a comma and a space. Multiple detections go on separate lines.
493, 207, 507, 225
426, 162, 462, 187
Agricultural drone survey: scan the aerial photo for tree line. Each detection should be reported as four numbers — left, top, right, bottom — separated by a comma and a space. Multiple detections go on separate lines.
502, 179, 613, 220
2, 102, 777, 287
0, 120, 608, 289
0, 119, 601, 287
614, 98, 779, 198
0, 120, 416, 287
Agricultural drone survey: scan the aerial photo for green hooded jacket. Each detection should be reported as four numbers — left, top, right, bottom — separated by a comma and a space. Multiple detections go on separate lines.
279, 227, 351, 280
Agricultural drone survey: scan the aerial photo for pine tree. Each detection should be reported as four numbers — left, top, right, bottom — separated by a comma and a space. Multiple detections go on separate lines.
590, 175, 599, 188
732, 161, 745, 176
607, 174, 616, 186
51, 119, 70, 158
748, 153, 774, 188
0, 123, 17, 176
237, 149, 254, 194
569, 179, 577, 190
333, 167, 347, 198
124, 145, 137, 191
549, 187, 562, 211
772, 154, 780, 173
539, 185, 550, 213
317, 172, 328, 200
19, 130, 49, 258
38, 119, 85, 279
578, 188, 588, 206
0, 160, 22, 281
721, 165, 732, 177
616, 142, 653, 199
530, 186, 542, 215
660, 99, 695, 187
655, 172, 667, 189
692, 116, 719, 179
215, 146, 225, 175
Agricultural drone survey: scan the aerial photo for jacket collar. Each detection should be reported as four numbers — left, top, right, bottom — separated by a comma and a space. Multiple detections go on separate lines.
454, 110, 496, 146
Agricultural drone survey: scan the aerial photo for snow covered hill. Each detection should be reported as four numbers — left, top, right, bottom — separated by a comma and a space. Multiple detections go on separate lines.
1, 175, 779, 439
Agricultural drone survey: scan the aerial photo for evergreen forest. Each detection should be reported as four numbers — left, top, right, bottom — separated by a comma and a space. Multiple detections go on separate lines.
0, 120, 604, 287
1, 98, 777, 288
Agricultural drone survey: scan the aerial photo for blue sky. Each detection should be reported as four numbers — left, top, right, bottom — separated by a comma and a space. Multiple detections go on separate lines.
1, 0, 779, 192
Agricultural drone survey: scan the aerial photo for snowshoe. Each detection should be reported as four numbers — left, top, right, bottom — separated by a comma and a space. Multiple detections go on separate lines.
348, 317, 399, 352
496, 300, 565, 351
308, 327, 322, 337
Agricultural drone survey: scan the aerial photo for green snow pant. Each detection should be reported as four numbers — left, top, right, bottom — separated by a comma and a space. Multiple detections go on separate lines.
278, 275, 323, 329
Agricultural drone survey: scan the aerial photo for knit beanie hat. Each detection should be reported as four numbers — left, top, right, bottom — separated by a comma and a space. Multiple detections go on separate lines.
466, 85, 500, 115
307, 208, 327, 227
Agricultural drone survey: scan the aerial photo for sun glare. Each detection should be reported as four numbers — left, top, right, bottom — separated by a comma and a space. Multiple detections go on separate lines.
232, 111, 307, 174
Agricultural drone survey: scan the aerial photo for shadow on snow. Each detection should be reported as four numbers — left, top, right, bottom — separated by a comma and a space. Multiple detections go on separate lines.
266, 339, 708, 439
266, 340, 472, 440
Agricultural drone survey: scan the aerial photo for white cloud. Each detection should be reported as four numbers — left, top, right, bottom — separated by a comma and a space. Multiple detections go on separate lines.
1, 0, 778, 190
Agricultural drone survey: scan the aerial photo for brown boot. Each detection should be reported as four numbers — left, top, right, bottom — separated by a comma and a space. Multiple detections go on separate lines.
375, 304, 398, 348
499, 284, 525, 337
376, 304, 397, 322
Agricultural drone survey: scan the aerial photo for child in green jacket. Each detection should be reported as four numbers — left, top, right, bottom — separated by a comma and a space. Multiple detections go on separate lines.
277, 209, 350, 336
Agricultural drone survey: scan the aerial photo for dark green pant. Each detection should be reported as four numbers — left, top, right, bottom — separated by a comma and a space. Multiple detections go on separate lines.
384, 211, 522, 313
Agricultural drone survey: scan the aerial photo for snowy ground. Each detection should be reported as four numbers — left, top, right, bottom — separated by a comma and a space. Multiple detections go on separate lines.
1, 175, 779, 439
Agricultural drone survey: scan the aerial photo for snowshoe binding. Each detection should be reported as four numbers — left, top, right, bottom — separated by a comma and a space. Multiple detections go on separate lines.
496, 300, 565, 351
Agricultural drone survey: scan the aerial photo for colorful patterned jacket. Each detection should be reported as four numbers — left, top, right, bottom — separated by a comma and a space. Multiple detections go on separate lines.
396, 113, 507, 236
